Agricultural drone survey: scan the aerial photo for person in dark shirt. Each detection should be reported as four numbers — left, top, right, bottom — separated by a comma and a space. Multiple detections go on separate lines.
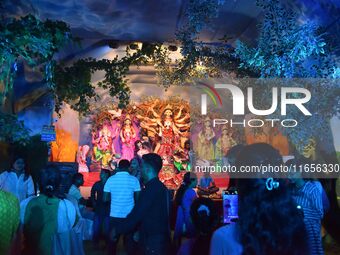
91, 169, 111, 247
111, 153, 171, 255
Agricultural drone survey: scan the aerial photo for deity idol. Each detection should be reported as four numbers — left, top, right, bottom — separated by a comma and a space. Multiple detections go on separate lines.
137, 103, 190, 188
197, 117, 215, 161
174, 140, 191, 171
120, 115, 137, 161
76, 145, 90, 172
215, 127, 236, 161
92, 123, 116, 166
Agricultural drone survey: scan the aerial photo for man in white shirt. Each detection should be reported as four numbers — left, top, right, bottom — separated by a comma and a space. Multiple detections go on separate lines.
0, 158, 34, 202
68, 173, 87, 211
104, 159, 141, 255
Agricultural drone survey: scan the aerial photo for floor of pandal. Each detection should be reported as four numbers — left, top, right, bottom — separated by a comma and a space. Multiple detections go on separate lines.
84, 235, 340, 255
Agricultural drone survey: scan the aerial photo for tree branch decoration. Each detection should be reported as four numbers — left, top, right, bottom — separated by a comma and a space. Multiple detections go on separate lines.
0, 14, 73, 105
153, 0, 239, 87
53, 43, 159, 114
1, 0, 339, 152
233, 0, 340, 149
0, 112, 30, 144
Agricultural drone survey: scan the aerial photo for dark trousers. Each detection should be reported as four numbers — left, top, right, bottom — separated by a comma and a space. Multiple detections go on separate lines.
93, 213, 110, 244
141, 234, 171, 255
108, 217, 136, 255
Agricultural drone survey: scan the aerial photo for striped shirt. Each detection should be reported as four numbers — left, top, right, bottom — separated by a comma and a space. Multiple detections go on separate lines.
104, 171, 141, 218
293, 181, 324, 255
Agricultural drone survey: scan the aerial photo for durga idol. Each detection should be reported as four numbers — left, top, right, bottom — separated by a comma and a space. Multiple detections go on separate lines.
120, 115, 137, 161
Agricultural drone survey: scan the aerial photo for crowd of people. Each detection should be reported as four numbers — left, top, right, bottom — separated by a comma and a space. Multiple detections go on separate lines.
0, 143, 331, 255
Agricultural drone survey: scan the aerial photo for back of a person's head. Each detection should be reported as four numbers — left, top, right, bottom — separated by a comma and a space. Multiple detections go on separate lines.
236, 143, 282, 168
39, 166, 62, 198
72, 173, 83, 184
190, 197, 218, 234
118, 159, 130, 170
235, 143, 308, 255
183, 172, 197, 185
142, 153, 163, 173
175, 172, 197, 205
236, 143, 283, 195
190, 197, 218, 255
226, 144, 245, 165
100, 169, 111, 179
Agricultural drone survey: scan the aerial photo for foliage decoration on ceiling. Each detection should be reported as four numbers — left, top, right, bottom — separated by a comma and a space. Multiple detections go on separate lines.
53, 43, 160, 114
1, 0, 339, 151
0, 14, 73, 105
233, 0, 340, 149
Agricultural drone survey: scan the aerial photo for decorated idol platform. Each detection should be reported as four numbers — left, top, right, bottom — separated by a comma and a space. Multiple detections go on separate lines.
49, 82, 232, 191
49, 80, 296, 191
80, 97, 192, 189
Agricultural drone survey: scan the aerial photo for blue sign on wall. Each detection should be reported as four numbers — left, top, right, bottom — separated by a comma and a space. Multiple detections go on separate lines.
41, 125, 56, 142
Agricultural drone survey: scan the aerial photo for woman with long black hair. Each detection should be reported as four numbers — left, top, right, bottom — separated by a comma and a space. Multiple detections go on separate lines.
0, 157, 34, 202
211, 143, 309, 255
